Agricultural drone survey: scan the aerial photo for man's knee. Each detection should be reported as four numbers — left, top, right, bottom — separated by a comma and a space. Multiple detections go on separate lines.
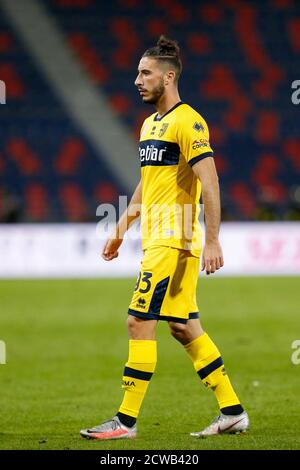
127, 315, 141, 337
126, 315, 157, 340
169, 318, 204, 344
169, 322, 190, 344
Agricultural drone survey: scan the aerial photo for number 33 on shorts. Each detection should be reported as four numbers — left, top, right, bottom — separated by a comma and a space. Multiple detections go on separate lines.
128, 245, 200, 323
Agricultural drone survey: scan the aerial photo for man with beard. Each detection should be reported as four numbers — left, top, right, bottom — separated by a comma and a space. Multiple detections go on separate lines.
80, 36, 249, 440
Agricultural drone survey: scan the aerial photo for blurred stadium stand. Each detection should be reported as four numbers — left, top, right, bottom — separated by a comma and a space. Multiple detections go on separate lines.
0, 0, 300, 222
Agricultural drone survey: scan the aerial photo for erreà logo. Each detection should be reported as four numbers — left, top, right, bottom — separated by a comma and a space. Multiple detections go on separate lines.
139, 144, 167, 163
137, 297, 146, 309
122, 380, 135, 387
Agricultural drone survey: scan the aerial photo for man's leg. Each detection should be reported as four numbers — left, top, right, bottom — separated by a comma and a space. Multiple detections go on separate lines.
169, 319, 249, 435
81, 316, 157, 440
117, 316, 157, 426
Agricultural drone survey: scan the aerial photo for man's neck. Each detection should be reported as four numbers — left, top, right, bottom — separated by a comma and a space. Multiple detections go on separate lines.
156, 91, 181, 118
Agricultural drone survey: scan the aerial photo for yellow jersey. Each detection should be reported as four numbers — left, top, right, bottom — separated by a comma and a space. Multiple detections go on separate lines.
139, 102, 213, 257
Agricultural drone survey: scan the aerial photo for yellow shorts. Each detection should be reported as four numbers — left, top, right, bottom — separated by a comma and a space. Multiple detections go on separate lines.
128, 245, 200, 324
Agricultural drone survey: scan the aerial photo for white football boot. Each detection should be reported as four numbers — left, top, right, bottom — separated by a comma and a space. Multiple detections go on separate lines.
190, 411, 249, 438
80, 416, 137, 440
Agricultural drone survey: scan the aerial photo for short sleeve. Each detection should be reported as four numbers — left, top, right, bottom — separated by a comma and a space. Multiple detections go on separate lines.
177, 114, 214, 167
140, 119, 148, 140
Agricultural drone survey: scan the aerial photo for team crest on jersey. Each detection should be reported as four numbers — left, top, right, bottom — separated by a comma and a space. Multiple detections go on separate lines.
158, 123, 169, 138
193, 122, 205, 132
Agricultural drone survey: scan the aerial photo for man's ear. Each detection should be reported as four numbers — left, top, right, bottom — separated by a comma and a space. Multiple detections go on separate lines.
164, 70, 176, 85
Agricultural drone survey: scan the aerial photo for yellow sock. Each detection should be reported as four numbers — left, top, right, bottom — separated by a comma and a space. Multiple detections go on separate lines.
184, 333, 240, 409
118, 339, 157, 418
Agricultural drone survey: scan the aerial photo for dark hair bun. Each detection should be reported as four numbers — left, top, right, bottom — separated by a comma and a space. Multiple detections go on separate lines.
142, 35, 182, 80
157, 35, 180, 57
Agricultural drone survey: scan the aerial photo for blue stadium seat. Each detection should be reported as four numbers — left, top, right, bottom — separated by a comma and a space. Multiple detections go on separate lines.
1, 0, 300, 220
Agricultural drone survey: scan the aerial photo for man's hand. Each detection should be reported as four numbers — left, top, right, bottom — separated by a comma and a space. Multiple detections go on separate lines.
101, 180, 142, 262
201, 240, 224, 275
102, 238, 123, 261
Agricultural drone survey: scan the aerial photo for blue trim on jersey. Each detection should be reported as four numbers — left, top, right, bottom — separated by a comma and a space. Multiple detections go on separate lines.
128, 309, 161, 321
197, 356, 224, 380
149, 276, 170, 314
189, 312, 199, 320
139, 139, 180, 167
128, 309, 187, 323
188, 151, 214, 167
123, 366, 153, 381
153, 101, 184, 121
128, 309, 200, 324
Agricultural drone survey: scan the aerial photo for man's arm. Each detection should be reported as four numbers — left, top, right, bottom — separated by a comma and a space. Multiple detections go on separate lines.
192, 157, 224, 275
102, 180, 142, 261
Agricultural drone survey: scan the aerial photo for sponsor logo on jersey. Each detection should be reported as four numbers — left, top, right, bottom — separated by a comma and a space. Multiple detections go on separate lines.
140, 144, 166, 162
139, 139, 180, 166
192, 139, 209, 150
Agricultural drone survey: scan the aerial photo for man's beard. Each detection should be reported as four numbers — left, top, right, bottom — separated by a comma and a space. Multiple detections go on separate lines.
143, 80, 165, 105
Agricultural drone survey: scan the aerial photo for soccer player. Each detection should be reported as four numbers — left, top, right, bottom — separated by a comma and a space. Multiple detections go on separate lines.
80, 36, 249, 440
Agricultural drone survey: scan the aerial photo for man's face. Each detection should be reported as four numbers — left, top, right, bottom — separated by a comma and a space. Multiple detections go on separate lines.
135, 57, 165, 104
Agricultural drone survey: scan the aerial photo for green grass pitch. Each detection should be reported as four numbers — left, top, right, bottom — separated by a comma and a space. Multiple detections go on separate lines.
0, 277, 299, 450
